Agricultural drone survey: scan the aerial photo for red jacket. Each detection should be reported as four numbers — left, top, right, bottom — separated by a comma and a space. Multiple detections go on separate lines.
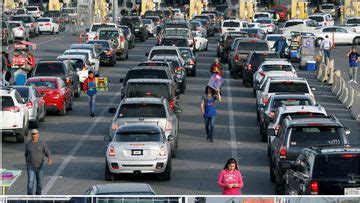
83, 77, 96, 91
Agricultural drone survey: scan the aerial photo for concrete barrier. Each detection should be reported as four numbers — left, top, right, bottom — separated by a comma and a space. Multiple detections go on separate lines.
319, 63, 329, 83
331, 71, 341, 95
326, 60, 335, 85
350, 91, 360, 121
338, 85, 349, 105
345, 86, 355, 109
335, 76, 345, 98
316, 63, 323, 81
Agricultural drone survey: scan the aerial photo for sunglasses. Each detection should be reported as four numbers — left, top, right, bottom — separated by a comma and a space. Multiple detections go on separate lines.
31, 133, 39, 135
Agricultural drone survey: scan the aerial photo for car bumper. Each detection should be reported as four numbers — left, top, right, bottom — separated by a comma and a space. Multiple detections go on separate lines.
106, 158, 169, 174
45, 103, 62, 111
1, 128, 24, 135
100, 55, 113, 63
115, 49, 125, 56
184, 64, 195, 72
38, 26, 53, 32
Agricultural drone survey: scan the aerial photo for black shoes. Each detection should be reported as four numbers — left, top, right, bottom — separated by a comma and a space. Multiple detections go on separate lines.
90, 113, 95, 117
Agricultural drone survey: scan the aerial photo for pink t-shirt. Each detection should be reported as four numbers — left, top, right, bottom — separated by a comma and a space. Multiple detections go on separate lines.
217, 169, 243, 195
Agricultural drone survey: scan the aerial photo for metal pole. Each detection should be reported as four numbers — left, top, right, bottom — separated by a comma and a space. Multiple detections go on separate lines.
113, 0, 118, 22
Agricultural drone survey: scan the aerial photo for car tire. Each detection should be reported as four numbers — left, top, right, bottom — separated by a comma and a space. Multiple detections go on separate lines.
157, 158, 171, 181
276, 183, 285, 195
39, 109, 46, 122
191, 69, 196, 77
109, 59, 115, 67
171, 146, 177, 158
59, 101, 66, 116
353, 37, 360, 45
75, 84, 80, 98
126, 51, 129, 59
31, 116, 40, 128
39, 31, 42, 35
67, 97, 73, 111
16, 126, 26, 143
205, 42, 208, 51
105, 161, 115, 181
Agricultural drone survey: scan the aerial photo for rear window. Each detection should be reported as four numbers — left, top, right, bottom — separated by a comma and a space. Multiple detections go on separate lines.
125, 70, 168, 83
289, 126, 342, 147
90, 24, 115, 32
223, 21, 240, 27
37, 18, 50, 22
309, 16, 325, 22
66, 59, 84, 70
2, 22, 7, 27
250, 53, 279, 67
26, 7, 38, 11
43, 11, 60, 17
27, 80, 57, 89
120, 17, 140, 25
115, 132, 161, 142
149, 50, 177, 59
127, 83, 170, 99
254, 14, 270, 18
262, 64, 293, 72
13, 88, 29, 98
255, 19, 272, 24
143, 19, 152, 24
62, 8, 76, 14
321, 5, 334, 9
16, 10, 26, 14
314, 155, 360, 178
9, 23, 21, 28
98, 30, 119, 39
237, 41, 269, 52
1, 96, 14, 109
138, 62, 168, 67
272, 98, 312, 108
164, 29, 188, 37
34, 63, 65, 76
347, 18, 360, 24
284, 21, 302, 27
266, 36, 282, 41
118, 104, 166, 118
161, 38, 187, 47
193, 16, 209, 21
165, 23, 188, 29
87, 41, 110, 49
269, 82, 309, 93
10, 16, 32, 23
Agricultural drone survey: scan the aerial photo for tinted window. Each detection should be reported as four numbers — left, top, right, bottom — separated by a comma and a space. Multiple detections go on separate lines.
255, 19, 272, 24
179, 49, 192, 59
65, 59, 84, 70
150, 50, 177, 59
347, 18, 360, 24
98, 30, 119, 39
27, 80, 57, 89
193, 16, 209, 21
272, 98, 312, 108
26, 7, 38, 11
266, 36, 282, 41
1, 96, 14, 109
314, 155, 360, 178
115, 132, 161, 142
127, 83, 170, 99
254, 14, 269, 18
9, 23, 21, 28
37, 18, 50, 22
16, 10, 26, 14
262, 64, 293, 72
309, 16, 325, 22
269, 82, 309, 93
290, 126, 342, 147
43, 11, 60, 17
143, 19, 152, 24
2, 21, 7, 27
223, 21, 240, 27
125, 69, 168, 83
321, 5, 334, 9
138, 62, 168, 67
284, 21, 303, 27
237, 41, 268, 51
165, 23, 188, 29
90, 24, 116, 32
121, 27, 129, 34
10, 16, 32, 23
87, 41, 110, 49
34, 63, 65, 76
120, 17, 140, 25
161, 38, 187, 47
250, 53, 279, 67
13, 87, 29, 98
164, 29, 188, 37
118, 104, 166, 118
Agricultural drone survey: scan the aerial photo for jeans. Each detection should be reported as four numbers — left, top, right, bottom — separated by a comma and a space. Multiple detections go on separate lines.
88, 95, 96, 114
27, 162, 44, 195
349, 67, 358, 82
204, 116, 215, 141
323, 49, 331, 63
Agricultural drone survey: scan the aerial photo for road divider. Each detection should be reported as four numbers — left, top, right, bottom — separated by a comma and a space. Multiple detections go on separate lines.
350, 91, 360, 121
326, 60, 335, 85
345, 86, 355, 109
336, 77, 346, 99
330, 70, 341, 93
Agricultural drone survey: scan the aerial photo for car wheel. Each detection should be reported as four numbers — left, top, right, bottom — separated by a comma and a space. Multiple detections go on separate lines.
191, 68, 196, 77
276, 183, 285, 195
67, 97, 73, 111
59, 101, 66, 116
39, 109, 46, 122
109, 59, 115, 67
171, 145, 177, 158
126, 51, 129, 59
52, 28, 55, 35
39, 31, 42, 35
105, 161, 115, 181
31, 115, 40, 128
353, 37, 360, 45
204, 42, 208, 51
16, 127, 26, 143
75, 84, 80, 98
157, 158, 171, 181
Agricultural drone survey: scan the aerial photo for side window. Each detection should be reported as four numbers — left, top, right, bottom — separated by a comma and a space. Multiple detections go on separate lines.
59, 79, 66, 88
278, 122, 287, 139
14, 91, 24, 104
323, 28, 335, 32
34, 88, 41, 97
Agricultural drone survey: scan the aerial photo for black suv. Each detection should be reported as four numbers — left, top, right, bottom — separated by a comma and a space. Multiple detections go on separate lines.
31, 60, 80, 97
217, 32, 248, 62
283, 145, 359, 195
243, 52, 280, 87
119, 16, 148, 42
269, 115, 350, 194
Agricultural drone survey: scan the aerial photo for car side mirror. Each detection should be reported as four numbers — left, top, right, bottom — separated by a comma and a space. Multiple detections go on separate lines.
280, 161, 293, 170
310, 86, 316, 91
108, 107, 116, 113
119, 78, 124, 83
145, 52, 149, 57
104, 135, 112, 141
85, 28, 90, 32
344, 127, 351, 135
167, 135, 175, 142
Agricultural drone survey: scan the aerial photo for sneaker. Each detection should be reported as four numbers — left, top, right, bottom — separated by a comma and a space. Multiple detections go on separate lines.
354, 81, 358, 84
91, 113, 94, 117
348, 80, 353, 84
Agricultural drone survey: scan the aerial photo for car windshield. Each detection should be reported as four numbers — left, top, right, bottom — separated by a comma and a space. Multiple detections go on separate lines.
251, 53, 279, 67
90, 24, 115, 32
149, 50, 177, 59
179, 49, 192, 59
26, 7, 37, 11
66, 59, 84, 70
143, 19, 152, 24
223, 21, 240, 27
289, 126, 342, 147
87, 41, 110, 49
161, 38, 187, 47
193, 16, 208, 21
266, 36, 282, 41
13, 88, 29, 98
120, 17, 140, 25
98, 30, 119, 39
125, 70, 168, 83
269, 82, 309, 93
237, 42, 268, 51
272, 98, 312, 108
16, 10, 26, 14
118, 104, 166, 118
284, 21, 302, 27
9, 23, 21, 28
1, 96, 14, 109
347, 18, 360, 24
127, 83, 170, 99
262, 64, 293, 72
11, 16, 32, 23
164, 29, 188, 37
27, 80, 57, 89
256, 19, 272, 24
321, 5, 334, 9
34, 63, 65, 76
309, 16, 325, 22
255, 14, 270, 18
37, 18, 50, 22
314, 155, 360, 178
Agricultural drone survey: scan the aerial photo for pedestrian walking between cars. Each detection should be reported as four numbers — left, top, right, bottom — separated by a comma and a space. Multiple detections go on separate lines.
320, 35, 333, 64
218, 158, 244, 195
201, 86, 221, 142
347, 46, 360, 84
83, 70, 97, 117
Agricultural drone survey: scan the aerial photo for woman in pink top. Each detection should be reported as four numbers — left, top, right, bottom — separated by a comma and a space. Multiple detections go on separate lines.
218, 158, 244, 195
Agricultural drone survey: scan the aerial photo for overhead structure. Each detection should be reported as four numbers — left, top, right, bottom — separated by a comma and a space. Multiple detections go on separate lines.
48, 0, 61, 11
291, 0, 308, 19
3, 0, 15, 11
141, 0, 154, 15
189, 0, 203, 19
239, 0, 256, 21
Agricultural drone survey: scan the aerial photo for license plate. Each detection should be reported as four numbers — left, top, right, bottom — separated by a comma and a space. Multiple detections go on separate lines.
39, 24, 43, 26
131, 150, 143, 156
135, 29, 139, 31
344, 188, 360, 195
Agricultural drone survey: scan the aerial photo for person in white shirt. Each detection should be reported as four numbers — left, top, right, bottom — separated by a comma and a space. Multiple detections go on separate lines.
320, 35, 333, 64
77, 66, 89, 93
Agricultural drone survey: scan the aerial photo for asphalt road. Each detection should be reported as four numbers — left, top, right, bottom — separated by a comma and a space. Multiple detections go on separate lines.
2, 31, 360, 195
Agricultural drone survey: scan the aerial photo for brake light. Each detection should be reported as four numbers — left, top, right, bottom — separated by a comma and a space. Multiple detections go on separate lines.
107, 50, 113, 55
45, 23, 51, 26
234, 54, 239, 63
120, 36, 124, 43
275, 124, 280, 131
26, 100, 33, 109
169, 100, 175, 110
259, 72, 266, 77
3, 106, 20, 112
188, 59, 195, 65
247, 64, 252, 72
342, 154, 357, 158
165, 120, 173, 131
263, 97, 269, 104
279, 145, 286, 159
111, 122, 119, 131
53, 93, 60, 99
310, 181, 319, 194
108, 145, 116, 156
158, 146, 167, 157
175, 66, 182, 72
85, 34, 89, 40
18, 27, 24, 31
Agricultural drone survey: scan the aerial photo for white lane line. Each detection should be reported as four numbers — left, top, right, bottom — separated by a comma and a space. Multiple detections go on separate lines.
42, 91, 121, 195
226, 71, 239, 160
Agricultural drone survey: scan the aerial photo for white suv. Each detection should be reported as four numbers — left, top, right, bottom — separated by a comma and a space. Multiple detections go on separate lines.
1, 87, 29, 143
220, 20, 248, 36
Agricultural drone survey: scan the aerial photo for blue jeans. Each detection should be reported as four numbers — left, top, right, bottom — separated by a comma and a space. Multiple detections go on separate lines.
204, 116, 215, 141
88, 95, 96, 114
27, 162, 44, 195
323, 49, 331, 63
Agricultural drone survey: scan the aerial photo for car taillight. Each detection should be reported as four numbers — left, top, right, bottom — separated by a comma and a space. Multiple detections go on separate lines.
175, 66, 182, 72
259, 72, 266, 77
107, 50, 113, 55
247, 64, 252, 72
3, 106, 20, 112
18, 27, 24, 31
53, 93, 60, 99
263, 97, 269, 104
120, 36, 124, 43
111, 122, 118, 131
275, 124, 280, 131
165, 120, 173, 131
169, 100, 175, 110
279, 145, 286, 159
341, 154, 357, 158
26, 100, 33, 109
85, 34, 89, 40
188, 59, 195, 65
158, 146, 167, 157
45, 23, 51, 26
310, 181, 319, 194
268, 111, 275, 118
234, 54, 239, 63
108, 145, 116, 156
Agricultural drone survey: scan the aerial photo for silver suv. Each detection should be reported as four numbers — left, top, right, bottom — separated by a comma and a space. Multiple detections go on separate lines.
108, 97, 179, 157
97, 27, 129, 60
104, 124, 173, 181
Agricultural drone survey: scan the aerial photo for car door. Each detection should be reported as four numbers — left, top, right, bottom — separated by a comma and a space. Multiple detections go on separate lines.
322, 27, 337, 42
336, 27, 353, 44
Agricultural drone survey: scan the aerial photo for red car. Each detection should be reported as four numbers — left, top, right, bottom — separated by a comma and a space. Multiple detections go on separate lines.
25, 76, 73, 116
272, 5, 289, 22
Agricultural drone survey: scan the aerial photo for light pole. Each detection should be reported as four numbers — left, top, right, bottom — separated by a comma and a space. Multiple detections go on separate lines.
113, 0, 118, 22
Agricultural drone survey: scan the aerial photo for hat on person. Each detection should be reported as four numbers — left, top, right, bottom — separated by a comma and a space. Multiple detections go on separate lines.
88, 70, 94, 74
31, 129, 39, 134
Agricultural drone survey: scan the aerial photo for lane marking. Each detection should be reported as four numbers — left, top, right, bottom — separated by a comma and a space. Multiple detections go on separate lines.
43, 91, 121, 195
7, 35, 65, 53
226, 71, 239, 160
